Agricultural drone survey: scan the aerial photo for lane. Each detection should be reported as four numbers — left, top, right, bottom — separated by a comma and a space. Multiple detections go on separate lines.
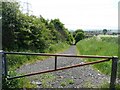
16, 45, 79, 74
16, 45, 109, 88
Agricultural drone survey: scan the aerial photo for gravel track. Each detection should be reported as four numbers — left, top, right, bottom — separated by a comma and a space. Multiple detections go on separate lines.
16, 45, 110, 88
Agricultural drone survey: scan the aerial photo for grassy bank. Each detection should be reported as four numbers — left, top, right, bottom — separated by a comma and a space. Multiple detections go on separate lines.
76, 36, 118, 75
3, 42, 70, 88
76, 36, 120, 88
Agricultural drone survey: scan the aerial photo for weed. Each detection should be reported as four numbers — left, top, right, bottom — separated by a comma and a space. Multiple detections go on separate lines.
66, 79, 74, 84
60, 78, 74, 87
39, 73, 56, 88
2, 71, 37, 89
60, 81, 67, 87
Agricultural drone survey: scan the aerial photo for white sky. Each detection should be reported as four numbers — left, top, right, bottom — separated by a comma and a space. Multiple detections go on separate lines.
19, 0, 119, 30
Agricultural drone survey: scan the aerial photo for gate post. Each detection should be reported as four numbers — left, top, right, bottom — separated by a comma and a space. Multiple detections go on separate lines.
55, 56, 57, 70
110, 56, 118, 89
2, 52, 7, 77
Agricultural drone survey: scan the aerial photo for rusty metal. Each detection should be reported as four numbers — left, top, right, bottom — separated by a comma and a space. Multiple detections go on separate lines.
4, 52, 112, 59
7, 59, 110, 80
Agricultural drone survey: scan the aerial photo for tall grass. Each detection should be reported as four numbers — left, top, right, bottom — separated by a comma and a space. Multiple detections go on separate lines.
76, 36, 118, 75
101, 37, 118, 44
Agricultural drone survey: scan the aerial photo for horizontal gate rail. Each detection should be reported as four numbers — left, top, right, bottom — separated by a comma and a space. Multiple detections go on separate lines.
4, 52, 112, 59
7, 59, 110, 80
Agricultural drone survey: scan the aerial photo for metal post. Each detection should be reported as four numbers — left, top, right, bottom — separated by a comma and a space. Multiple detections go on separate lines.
55, 56, 57, 70
110, 56, 118, 89
2, 53, 7, 77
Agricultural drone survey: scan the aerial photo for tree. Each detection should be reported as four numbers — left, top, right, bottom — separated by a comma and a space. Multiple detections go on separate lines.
50, 19, 71, 43
2, 1, 73, 52
66, 32, 74, 44
75, 32, 85, 44
75, 29, 84, 34
2, 2, 21, 50
103, 29, 107, 35
73, 29, 84, 37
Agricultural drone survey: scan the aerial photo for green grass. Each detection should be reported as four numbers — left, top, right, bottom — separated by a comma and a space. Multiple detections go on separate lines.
48, 42, 70, 53
101, 36, 118, 44
100, 82, 120, 89
76, 36, 120, 88
76, 36, 118, 75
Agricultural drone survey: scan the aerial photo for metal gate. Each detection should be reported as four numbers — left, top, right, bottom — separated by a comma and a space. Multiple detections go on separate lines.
1, 51, 118, 88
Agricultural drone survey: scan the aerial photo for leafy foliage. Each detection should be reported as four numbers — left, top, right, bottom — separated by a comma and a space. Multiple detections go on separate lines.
73, 29, 84, 37
2, 71, 36, 89
75, 32, 85, 44
2, 1, 73, 88
2, 2, 21, 50
73, 29, 85, 44
2, 2, 73, 52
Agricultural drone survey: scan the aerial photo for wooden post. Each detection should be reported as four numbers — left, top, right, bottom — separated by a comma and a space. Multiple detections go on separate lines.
55, 56, 57, 70
110, 56, 118, 89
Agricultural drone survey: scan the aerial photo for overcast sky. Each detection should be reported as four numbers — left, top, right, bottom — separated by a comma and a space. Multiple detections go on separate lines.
19, 0, 119, 30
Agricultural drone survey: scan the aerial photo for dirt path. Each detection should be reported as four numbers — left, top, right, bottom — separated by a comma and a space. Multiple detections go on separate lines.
16, 46, 110, 88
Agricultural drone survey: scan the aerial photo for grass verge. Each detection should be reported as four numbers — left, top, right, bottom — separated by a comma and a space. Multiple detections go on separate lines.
76, 36, 119, 88
76, 36, 118, 75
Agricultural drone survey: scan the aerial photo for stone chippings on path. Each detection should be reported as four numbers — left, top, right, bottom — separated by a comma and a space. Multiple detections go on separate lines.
16, 46, 110, 88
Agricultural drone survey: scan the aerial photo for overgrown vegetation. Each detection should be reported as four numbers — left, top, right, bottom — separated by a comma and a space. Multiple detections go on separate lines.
76, 36, 118, 75
76, 36, 120, 88
2, 1, 73, 88
2, 2, 73, 52
2, 72, 37, 89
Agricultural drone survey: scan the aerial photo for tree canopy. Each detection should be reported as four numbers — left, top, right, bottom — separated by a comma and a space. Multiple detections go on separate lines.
73, 29, 85, 44
103, 29, 107, 35
75, 32, 84, 44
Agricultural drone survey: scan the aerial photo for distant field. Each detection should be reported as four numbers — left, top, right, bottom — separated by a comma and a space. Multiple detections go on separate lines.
76, 36, 118, 75
98, 35, 118, 37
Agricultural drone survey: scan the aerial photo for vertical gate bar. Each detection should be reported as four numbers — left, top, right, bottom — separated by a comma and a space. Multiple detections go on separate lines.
110, 56, 118, 89
55, 56, 57, 70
